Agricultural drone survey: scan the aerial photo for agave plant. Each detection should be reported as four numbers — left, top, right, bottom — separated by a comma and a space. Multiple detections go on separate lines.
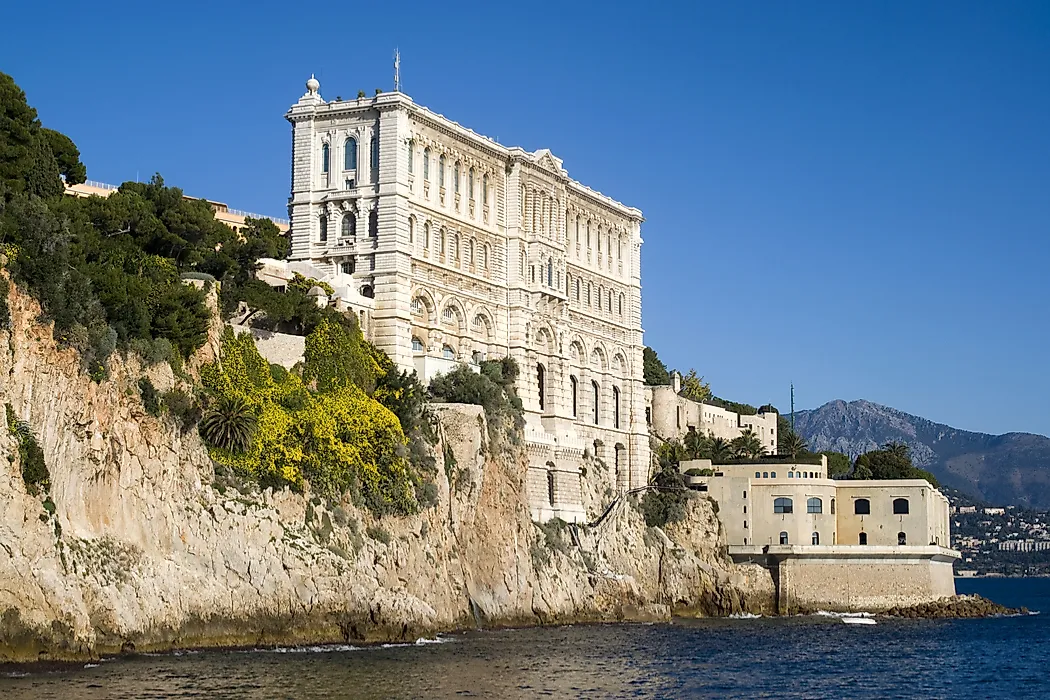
199, 395, 257, 453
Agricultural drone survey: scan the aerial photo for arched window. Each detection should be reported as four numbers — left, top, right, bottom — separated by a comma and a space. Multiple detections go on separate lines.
570, 375, 578, 417
453, 161, 460, 193
319, 215, 328, 242
408, 216, 414, 243
618, 293, 624, 316
442, 345, 455, 359
898, 531, 907, 545
812, 532, 820, 545
450, 233, 458, 262
592, 380, 600, 424
575, 278, 581, 301
807, 497, 822, 514
831, 498, 836, 515
423, 148, 431, 180
411, 337, 424, 352
411, 298, 423, 316
859, 532, 868, 545
424, 222, 430, 250
468, 167, 475, 199
607, 289, 612, 312
340, 260, 354, 275
341, 214, 353, 237
547, 259, 553, 287
360, 285, 374, 299
439, 154, 446, 186
854, 498, 871, 515
893, 498, 910, 515
788, 472, 794, 479
779, 531, 789, 545
370, 130, 379, 169
440, 229, 446, 256
774, 497, 793, 514
482, 173, 489, 203
537, 364, 546, 411
406, 140, 413, 174
468, 239, 475, 266
612, 386, 620, 429
575, 216, 580, 246
755, 471, 761, 478
344, 138, 357, 170
442, 306, 455, 324
770, 471, 777, 478
321, 143, 330, 173
482, 244, 489, 270
586, 220, 591, 248
586, 282, 591, 306
762, 472, 769, 478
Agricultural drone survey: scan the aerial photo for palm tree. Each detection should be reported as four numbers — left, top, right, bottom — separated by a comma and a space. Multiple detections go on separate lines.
882, 441, 910, 460
779, 430, 808, 459
683, 429, 711, 460
708, 437, 733, 464
732, 428, 766, 460
199, 395, 257, 453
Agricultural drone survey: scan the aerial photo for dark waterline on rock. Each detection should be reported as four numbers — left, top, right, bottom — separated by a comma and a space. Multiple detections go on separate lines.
1, 578, 1047, 699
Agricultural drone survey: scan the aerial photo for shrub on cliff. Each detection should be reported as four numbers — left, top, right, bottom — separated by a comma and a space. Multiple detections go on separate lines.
201, 328, 418, 515
640, 463, 689, 528
5, 403, 49, 495
429, 357, 524, 434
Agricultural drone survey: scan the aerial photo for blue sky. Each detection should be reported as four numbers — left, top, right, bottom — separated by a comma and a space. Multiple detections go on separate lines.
3, 1, 1049, 436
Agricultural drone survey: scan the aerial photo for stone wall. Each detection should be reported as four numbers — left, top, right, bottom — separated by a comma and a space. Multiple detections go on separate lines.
228, 324, 305, 368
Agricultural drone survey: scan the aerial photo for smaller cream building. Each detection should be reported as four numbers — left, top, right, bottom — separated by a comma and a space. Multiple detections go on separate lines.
683, 456, 959, 612
646, 378, 778, 453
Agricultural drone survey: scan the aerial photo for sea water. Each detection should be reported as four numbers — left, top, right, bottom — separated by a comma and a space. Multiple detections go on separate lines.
2, 578, 1046, 699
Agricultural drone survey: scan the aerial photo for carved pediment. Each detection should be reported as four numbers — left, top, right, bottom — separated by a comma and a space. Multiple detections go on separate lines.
532, 149, 565, 177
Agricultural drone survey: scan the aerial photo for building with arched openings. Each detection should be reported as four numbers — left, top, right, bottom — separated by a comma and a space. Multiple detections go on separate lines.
281, 77, 648, 522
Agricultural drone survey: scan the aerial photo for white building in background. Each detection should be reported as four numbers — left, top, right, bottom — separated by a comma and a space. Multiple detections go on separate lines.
274, 77, 649, 522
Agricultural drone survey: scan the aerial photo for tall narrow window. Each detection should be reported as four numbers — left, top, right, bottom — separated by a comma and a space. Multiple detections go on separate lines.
440, 229, 446, 256
859, 532, 868, 545
341, 215, 351, 237
547, 470, 555, 507
341, 259, 354, 275
454, 161, 460, 193
570, 375, 578, 417
812, 532, 820, 545
483, 173, 489, 203
586, 220, 591, 248
424, 222, 430, 250
597, 225, 602, 253
423, 148, 431, 180
321, 143, 330, 173
406, 140, 414, 174
482, 244, 489, 270
319, 215, 328, 242
537, 364, 546, 411
408, 217, 414, 243
618, 293, 624, 317
592, 380, 600, 424
344, 138, 357, 170
368, 208, 377, 238
439, 155, 446, 186
575, 278, 581, 301
613, 386, 620, 429
370, 130, 379, 169
898, 532, 907, 545
547, 259, 553, 287
575, 216, 580, 246
779, 531, 789, 545
468, 239, 475, 266
468, 167, 475, 199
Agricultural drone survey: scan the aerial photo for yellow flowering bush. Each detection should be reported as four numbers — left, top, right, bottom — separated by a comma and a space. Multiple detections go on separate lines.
202, 327, 417, 514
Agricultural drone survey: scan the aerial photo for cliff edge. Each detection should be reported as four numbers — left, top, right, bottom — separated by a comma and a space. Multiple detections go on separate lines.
0, 280, 773, 663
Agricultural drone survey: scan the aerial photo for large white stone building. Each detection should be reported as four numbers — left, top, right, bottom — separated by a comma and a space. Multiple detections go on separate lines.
281, 77, 649, 522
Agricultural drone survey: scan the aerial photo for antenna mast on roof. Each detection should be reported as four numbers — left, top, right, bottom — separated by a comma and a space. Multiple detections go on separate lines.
394, 48, 401, 92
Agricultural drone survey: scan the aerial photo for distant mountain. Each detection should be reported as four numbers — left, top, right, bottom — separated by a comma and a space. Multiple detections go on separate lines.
792, 400, 1050, 509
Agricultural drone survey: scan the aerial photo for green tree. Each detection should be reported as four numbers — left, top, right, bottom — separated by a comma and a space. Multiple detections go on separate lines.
853, 444, 939, 487
0, 72, 78, 199
302, 316, 376, 393
679, 369, 712, 403
821, 451, 852, 478
708, 436, 734, 464
199, 395, 258, 453
779, 429, 808, 459
642, 346, 670, 385
41, 128, 86, 186
731, 428, 766, 460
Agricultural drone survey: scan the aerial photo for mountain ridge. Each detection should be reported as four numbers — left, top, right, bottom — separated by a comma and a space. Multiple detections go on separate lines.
792, 399, 1050, 509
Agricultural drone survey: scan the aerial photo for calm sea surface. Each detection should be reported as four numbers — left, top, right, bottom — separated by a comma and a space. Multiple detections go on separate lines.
2, 578, 1046, 699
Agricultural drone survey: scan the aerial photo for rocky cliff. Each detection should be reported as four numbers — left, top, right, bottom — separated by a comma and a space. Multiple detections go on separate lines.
0, 280, 774, 663
794, 399, 1050, 508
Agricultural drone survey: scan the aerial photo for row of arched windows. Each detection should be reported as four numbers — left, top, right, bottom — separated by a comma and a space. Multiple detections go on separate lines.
853, 498, 910, 515
566, 211, 627, 277
562, 372, 622, 429
774, 497, 837, 515
317, 209, 377, 242
411, 144, 491, 209
566, 273, 626, 318
320, 132, 379, 175
409, 217, 491, 272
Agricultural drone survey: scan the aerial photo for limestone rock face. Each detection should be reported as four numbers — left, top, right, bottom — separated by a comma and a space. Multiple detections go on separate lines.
0, 280, 774, 663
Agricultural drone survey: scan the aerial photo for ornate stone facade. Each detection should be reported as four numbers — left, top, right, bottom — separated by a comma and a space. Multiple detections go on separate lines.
285, 78, 649, 522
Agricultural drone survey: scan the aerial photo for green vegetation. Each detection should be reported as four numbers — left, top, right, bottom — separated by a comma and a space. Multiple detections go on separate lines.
642, 346, 670, 386
821, 451, 852, 478
428, 357, 525, 435
138, 377, 162, 417
5, 402, 49, 495
640, 460, 690, 528
679, 369, 712, 403
853, 442, 939, 486
199, 395, 258, 453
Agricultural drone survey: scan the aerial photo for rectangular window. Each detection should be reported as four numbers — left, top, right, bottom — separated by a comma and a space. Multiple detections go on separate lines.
743, 520, 748, 529
743, 505, 747, 514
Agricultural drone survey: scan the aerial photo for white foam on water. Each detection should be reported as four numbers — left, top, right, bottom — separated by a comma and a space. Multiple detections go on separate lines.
415, 636, 453, 645
813, 610, 875, 618
83, 663, 100, 669
255, 644, 361, 654
728, 612, 763, 619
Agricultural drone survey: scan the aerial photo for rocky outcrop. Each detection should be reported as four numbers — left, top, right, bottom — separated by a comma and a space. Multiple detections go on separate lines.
0, 279, 774, 663
883, 595, 1027, 619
